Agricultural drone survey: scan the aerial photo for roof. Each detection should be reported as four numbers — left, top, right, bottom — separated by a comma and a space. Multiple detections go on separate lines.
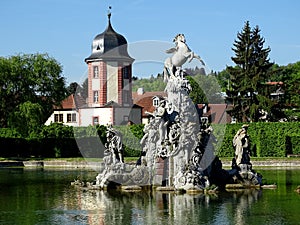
85, 13, 133, 63
54, 94, 86, 110
198, 104, 231, 124
132, 91, 167, 117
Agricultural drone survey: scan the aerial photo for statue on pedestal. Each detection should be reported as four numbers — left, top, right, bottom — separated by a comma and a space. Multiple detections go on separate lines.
231, 124, 262, 186
233, 124, 250, 166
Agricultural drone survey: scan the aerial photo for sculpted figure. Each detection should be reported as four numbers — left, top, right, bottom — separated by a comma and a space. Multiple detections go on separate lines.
233, 124, 250, 165
163, 34, 205, 82
146, 99, 168, 145
105, 126, 124, 164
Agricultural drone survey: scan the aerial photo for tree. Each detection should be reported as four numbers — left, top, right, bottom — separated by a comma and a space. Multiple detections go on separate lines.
226, 21, 274, 122
8, 101, 43, 137
0, 53, 68, 129
80, 78, 88, 100
67, 82, 80, 95
216, 69, 231, 92
191, 74, 224, 104
186, 76, 208, 104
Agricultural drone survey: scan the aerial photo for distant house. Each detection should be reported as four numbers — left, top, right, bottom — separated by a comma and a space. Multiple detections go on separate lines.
46, 94, 142, 126
45, 94, 85, 127
132, 88, 167, 124
197, 104, 232, 124
265, 81, 284, 102
132, 88, 232, 124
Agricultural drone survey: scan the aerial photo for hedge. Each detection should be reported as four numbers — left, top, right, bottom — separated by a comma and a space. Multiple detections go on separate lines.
215, 122, 300, 157
1, 122, 299, 158
0, 124, 142, 158
0, 137, 81, 158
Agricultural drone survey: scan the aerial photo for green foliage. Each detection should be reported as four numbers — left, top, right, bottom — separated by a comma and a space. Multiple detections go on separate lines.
0, 53, 68, 128
8, 101, 44, 137
0, 128, 21, 138
215, 70, 230, 92
286, 136, 300, 155
115, 125, 142, 157
39, 123, 74, 138
186, 76, 208, 104
216, 122, 300, 157
129, 124, 145, 139
214, 123, 241, 157
226, 21, 274, 122
189, 74, 224, 104
132, 74, 166, 92
1, 122, 299, 159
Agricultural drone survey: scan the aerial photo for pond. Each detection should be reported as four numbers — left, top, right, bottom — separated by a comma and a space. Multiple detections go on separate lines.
0, 168, 299, 225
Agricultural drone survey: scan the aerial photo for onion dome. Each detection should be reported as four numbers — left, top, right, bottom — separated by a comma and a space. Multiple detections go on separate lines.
85, 12, 133, 63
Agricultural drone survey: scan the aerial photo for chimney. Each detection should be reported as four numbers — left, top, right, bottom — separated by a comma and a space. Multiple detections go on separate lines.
137, 87, 144, 95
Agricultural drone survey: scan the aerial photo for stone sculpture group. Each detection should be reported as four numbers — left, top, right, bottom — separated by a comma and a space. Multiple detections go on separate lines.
95, 34, 262, 191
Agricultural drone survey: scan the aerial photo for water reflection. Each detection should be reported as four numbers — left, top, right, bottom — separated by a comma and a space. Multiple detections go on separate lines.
62, 188, 262, 225
1, 168, 300, 225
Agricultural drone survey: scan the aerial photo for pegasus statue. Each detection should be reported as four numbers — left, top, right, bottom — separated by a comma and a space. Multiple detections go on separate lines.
164, 34, 205, 82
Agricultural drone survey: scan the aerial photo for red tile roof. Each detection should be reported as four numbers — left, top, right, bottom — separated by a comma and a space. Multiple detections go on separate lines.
54, 94, 86, 110
198, 104, 232, 124
132, 91, 167, 117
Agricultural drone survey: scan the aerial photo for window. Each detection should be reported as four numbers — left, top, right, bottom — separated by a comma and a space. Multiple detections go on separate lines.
67, 113, 76, 122
59, 114, 63, 122
54, 114, 64, 122
93, 91, 99, 103
124, 116, 129, 122
153, 98, 159, 107
93, 117, 99, 125
93, 66, 99, 78
72, 113, 76, 122
122, 66, 130, 79
67, 114, 71, 122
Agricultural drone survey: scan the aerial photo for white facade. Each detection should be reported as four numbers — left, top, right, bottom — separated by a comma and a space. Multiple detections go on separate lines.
45, 106, 141, 127
45, 110, 79, 127
79, 108, 113, 126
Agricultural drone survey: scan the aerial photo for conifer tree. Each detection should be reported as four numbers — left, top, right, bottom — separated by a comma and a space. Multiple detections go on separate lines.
226, 21, 273, 122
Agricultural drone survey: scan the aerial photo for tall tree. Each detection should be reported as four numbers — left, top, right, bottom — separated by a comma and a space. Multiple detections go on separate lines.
0, 53, 68, 129
226, 21, 274, 122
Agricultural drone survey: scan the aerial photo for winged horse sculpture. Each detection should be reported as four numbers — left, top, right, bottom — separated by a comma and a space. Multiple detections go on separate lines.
164, 34, 205, 82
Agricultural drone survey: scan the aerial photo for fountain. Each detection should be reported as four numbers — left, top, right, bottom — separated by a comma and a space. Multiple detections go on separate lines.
87, 34, 262, 192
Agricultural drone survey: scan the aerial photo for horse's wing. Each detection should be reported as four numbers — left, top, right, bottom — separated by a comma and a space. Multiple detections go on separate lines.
165, 48, 176, 54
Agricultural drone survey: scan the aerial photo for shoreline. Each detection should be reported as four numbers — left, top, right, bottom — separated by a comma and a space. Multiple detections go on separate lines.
0, 158, 300, 169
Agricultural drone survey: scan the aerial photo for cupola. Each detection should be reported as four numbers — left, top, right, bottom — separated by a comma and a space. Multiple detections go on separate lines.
85, 11, 133, 63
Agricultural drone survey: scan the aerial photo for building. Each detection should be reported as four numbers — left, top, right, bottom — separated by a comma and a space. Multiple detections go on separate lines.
84, 11, 134, 107
197, 104, 232, 124
46, 11, 141, 126
45, 94, 86, 127
132, 88, 167, 124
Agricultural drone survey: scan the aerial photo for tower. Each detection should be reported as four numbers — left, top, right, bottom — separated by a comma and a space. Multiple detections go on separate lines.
85, 11, 134, 107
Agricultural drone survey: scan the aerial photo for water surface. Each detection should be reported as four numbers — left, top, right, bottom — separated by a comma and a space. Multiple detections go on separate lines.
0, 168, 299, 225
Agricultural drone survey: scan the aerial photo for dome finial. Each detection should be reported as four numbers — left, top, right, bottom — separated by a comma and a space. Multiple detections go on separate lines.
108, 6, 112, 20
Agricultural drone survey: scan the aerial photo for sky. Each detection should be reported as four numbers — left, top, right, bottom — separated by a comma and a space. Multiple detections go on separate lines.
1, 0, 300, 84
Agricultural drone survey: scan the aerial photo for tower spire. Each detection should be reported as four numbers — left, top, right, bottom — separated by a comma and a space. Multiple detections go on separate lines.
107, 6, 112, 21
